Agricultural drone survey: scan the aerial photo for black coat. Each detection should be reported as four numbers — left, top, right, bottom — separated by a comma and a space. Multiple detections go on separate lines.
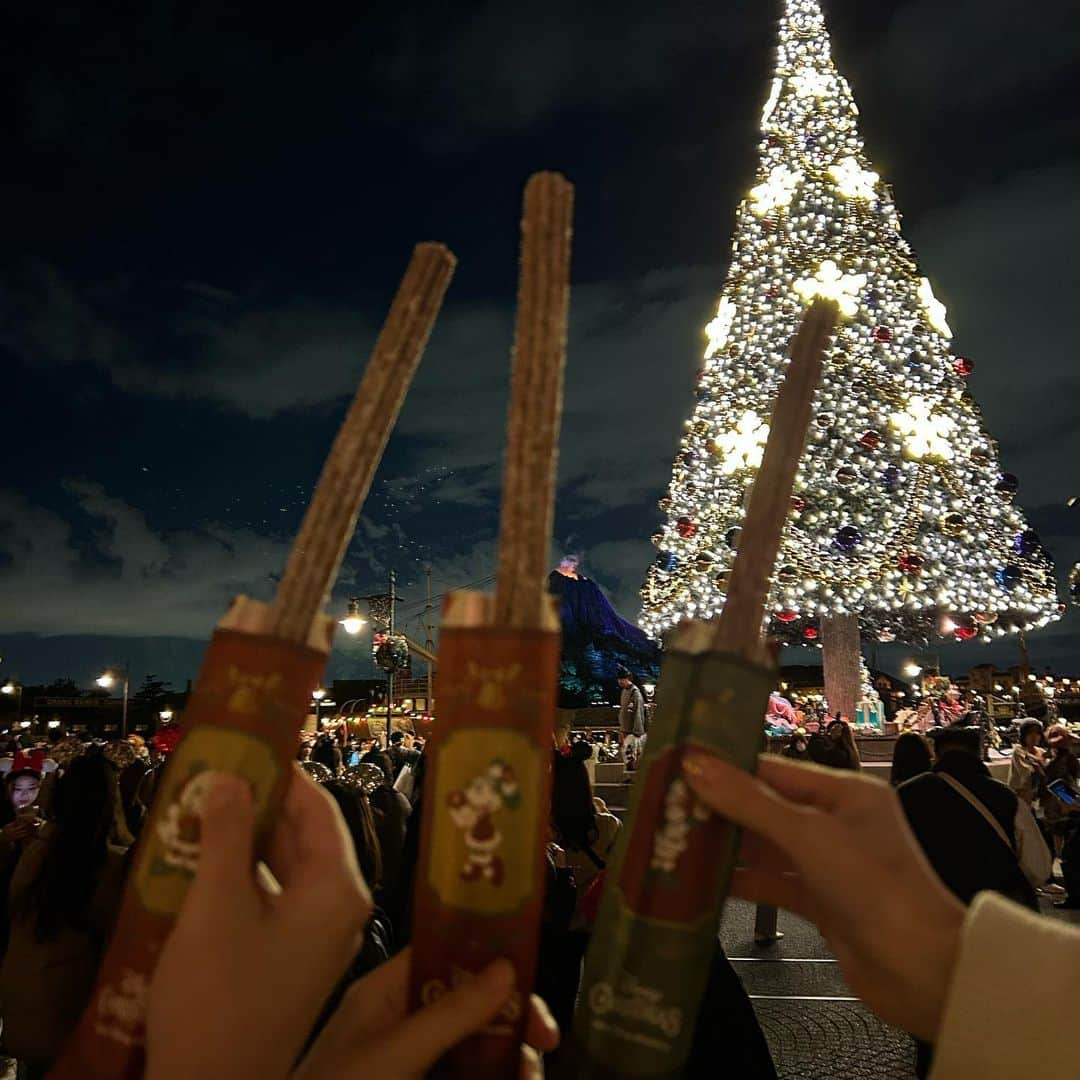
898, 752, 1038, 909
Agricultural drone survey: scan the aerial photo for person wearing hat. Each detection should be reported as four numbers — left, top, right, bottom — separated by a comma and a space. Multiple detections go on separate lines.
616, 668, 645, 770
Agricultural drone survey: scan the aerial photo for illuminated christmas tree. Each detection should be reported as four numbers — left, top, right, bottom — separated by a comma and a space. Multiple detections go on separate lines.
641, 0, 1060, 717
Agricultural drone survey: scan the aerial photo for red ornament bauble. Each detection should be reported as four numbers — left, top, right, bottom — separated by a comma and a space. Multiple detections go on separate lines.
766, 284, 780, 299
676, 516, 698, 539
954, 620, 978, 641
802, 626, 819, 641
790, 495, 806, 512
859, 430, 881, 450
873, 327, 893, 344
898, 552, 925, 574
776, 609, 799, 623
767, 134, 782, 148
954, 356, 975, 377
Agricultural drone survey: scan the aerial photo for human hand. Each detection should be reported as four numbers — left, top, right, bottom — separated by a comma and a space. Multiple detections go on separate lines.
3, 816, 41, 844
146, 766, 370, 1080
684, 753, 966, 1042
294, 948, 559, 1079
548, 842, 568, 868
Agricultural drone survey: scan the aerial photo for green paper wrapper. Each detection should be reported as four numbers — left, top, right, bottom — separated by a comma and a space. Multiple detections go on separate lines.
570, 648, 773, 1078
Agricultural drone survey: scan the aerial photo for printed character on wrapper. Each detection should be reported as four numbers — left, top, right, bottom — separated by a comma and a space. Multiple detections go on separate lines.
408, 172, 573, 1077
570, 300, 838, 1077
49, 242, 457, 1080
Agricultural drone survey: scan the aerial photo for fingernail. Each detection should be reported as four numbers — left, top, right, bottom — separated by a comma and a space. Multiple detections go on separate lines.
482, 958, 516, 996
206, 772, 249, 813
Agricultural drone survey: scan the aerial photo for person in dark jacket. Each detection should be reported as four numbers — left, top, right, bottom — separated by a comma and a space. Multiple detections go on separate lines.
899, 726, 1041, 909
898, 726, 1045, 1076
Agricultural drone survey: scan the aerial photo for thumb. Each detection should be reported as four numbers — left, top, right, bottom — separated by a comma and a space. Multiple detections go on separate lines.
185, 772, 258, 918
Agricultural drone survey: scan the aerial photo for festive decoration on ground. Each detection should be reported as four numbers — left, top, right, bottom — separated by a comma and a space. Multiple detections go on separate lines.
640, 0, 1058, 653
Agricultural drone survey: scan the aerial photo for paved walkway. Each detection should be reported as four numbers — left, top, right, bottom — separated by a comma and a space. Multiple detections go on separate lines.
721, 899, 917, 1077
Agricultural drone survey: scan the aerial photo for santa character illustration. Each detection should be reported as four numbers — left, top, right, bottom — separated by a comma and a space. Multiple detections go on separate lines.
156, 769, 225, 874
650, 777, 709, 874
446, 759, 521, 887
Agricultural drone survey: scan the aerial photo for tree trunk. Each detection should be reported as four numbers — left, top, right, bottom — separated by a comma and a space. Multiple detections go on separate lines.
821, 614, 862, 721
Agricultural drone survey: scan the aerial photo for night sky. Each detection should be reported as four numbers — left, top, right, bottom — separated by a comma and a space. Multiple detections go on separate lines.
3, 0, 1080, 690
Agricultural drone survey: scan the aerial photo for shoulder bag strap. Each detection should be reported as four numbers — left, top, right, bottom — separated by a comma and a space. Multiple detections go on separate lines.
937, 773, 1015, 854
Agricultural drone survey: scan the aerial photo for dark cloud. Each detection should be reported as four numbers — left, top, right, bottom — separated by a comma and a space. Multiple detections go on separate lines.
874, 0, 1080, 107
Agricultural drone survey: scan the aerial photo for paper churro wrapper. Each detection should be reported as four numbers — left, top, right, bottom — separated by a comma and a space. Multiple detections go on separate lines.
570, 646, 773, 1078
51, 602, 331, 1079
409, 590, 560, 1077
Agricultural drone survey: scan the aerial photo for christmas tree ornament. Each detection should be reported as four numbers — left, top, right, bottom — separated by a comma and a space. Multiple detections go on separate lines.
881, 465, 901, 491
835, 465, 858, 486
676, 516, 699, 539
995, 565, 1022, 590
941, 512, 966, 537
1013, 530, 1041, 557
872, 326, 892, 344
898, 552, 925, 574
803, 626, 820, 640
877, 627, 897, 642
859, 430, 881, 450
954, 356, 975, 377
776, 609, 800, 623
658, 497, 672, 512
995, 473, 1020, 496
973, 612, 997, 625
953, 616, 978, 641
725, 526, 743, 549
834, 525, 862, 552
656, 552, 678, 574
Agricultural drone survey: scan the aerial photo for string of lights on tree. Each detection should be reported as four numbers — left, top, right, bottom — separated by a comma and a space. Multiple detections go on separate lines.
641, 0, 1061, 648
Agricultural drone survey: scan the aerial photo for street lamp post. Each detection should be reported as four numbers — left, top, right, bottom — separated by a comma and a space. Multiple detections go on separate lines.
386, 569, 398, 749
312, 687, 327, 727
96, 663, 130, 739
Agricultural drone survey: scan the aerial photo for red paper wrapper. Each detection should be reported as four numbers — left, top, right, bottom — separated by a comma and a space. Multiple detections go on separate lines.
51, 627, 328, 1080
409, 620, 560, 1077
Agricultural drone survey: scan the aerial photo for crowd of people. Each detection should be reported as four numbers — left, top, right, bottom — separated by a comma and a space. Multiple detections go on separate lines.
2, 703, 1080, 1077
